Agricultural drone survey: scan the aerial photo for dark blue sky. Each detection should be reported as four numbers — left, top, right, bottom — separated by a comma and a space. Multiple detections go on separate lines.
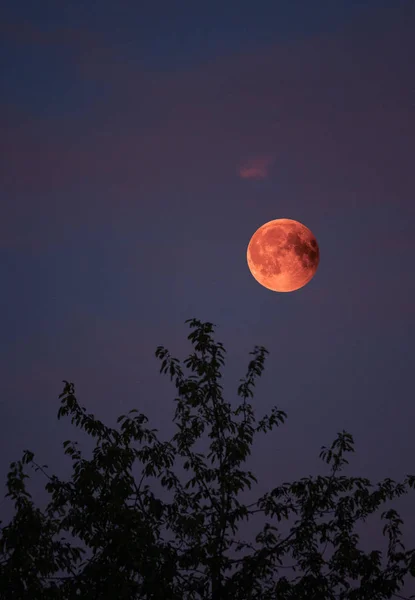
1, 0, 414, 592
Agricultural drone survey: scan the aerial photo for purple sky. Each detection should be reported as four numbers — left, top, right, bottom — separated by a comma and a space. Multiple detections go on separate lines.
1, 0, 415, 592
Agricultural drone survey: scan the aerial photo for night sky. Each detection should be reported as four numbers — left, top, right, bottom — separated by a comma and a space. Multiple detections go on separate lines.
1, 0, 415, 591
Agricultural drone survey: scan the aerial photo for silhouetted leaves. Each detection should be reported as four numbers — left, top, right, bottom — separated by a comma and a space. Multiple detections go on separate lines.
1, 319, 415, 599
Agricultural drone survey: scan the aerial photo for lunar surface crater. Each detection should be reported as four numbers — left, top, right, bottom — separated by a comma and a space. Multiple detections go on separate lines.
247, 218, 320, 292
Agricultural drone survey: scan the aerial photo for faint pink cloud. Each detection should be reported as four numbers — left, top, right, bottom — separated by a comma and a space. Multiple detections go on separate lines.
0, 21, 117, 73
0, 11, 413, 249
238, 156, 274, 180
0, 21, 101, 50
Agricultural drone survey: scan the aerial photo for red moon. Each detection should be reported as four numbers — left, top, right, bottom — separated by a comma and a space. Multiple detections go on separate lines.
247, 218, 320, 292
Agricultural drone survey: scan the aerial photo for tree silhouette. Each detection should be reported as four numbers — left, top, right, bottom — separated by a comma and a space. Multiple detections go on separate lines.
1, 318, 415, 599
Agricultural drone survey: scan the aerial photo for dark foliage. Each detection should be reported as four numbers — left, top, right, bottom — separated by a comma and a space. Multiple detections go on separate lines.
1, 319, 415, 599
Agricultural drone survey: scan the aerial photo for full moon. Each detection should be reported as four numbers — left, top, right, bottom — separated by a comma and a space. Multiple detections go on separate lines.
247, 218, 320, 292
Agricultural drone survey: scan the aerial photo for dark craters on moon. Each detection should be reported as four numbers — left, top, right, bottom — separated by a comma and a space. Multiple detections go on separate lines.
287, 232, 320, 269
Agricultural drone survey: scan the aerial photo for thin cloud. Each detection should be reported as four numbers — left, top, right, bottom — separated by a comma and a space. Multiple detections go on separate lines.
0, 21, 100, 49
0, 21, 117, 72
0, 14, 412, 250
238, 156, 274, 180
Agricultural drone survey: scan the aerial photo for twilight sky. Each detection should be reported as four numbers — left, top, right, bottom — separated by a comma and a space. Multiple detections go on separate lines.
1, 0, 415, 591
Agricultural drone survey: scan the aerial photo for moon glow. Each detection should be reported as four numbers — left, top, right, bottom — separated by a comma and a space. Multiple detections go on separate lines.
247, 218, 320, 292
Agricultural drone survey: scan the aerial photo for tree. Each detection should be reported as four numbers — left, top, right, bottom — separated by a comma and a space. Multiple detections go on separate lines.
1, 318, 415, 599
